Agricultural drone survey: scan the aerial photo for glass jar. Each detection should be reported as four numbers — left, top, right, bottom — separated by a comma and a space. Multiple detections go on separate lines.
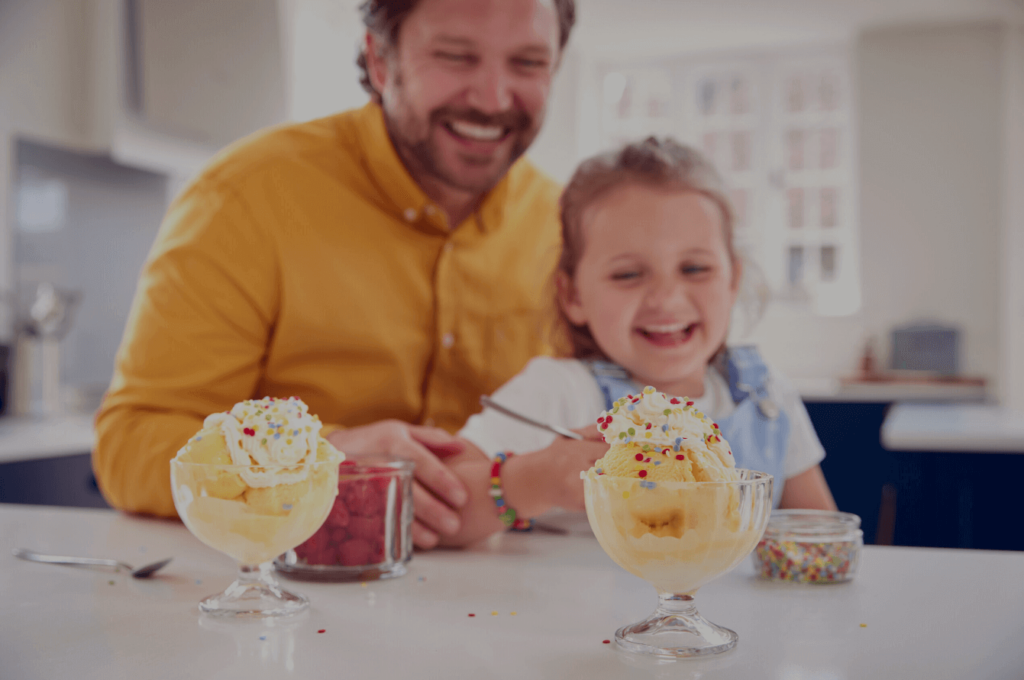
274, 459, 414, 582
753, 509, 863, 584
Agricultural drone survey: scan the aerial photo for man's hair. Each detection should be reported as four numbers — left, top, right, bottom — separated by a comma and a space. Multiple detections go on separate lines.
356, 0, 577, 102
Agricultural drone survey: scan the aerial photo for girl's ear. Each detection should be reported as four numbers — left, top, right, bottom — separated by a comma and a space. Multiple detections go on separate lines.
730, 255, 744, 295
365, 33, 389, 97
555, 271, 588, 326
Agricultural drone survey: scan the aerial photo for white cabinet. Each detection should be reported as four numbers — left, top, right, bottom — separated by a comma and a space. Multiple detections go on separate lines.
0, 0, 287, 176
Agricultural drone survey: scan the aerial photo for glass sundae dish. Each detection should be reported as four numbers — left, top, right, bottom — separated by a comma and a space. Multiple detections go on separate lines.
170, 397, 343, 617
583, 387, 773, 657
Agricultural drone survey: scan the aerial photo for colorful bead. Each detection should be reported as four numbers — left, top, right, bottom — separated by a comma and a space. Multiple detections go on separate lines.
490, 452, 533, 531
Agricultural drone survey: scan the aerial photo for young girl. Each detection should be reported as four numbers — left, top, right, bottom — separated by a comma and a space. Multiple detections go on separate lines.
436, 137, 835, 548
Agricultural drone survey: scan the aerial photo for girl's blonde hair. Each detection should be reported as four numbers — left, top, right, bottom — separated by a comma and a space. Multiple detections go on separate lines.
555, 136, 737, 360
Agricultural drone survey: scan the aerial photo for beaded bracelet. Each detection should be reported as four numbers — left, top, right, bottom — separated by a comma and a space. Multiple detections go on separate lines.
489, 452, 534, 531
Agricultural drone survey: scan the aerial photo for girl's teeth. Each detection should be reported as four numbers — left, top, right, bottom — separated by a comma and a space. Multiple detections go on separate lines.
449, 121, 504, 141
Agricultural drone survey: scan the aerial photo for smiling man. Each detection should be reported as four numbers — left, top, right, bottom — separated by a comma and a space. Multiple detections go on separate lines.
93, 0, 577, 548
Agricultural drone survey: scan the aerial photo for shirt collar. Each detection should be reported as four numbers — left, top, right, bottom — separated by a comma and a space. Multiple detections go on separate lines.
355, 102, 512, 235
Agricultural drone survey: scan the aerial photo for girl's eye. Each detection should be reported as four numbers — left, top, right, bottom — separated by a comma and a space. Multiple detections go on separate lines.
611, 271, 641, 281
681, 265, 711, 276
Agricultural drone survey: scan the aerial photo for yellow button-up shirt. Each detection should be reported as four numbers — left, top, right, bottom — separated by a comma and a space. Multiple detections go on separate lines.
93, 102, 563, 517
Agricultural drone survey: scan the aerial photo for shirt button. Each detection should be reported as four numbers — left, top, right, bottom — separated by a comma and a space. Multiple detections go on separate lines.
424, 205, 436, 216
423, 418, 435, 427
403, 208, 417, 221
443, 242, 454, 253
441, 333, 455, 349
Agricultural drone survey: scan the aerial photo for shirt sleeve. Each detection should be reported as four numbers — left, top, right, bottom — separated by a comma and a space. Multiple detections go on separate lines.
770, 370, 827, 478
92, 180, 280, 517
458, 357, 604, 457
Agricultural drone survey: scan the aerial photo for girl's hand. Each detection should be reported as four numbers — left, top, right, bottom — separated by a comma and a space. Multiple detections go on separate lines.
539, 428, 608, 512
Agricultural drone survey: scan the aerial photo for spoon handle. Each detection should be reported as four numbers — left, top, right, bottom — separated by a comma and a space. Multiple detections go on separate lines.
13, 548, 129, 572
479, 396, 584, 440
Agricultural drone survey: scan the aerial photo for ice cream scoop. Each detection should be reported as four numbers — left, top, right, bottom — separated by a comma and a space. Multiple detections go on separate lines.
592, 386, 738, 483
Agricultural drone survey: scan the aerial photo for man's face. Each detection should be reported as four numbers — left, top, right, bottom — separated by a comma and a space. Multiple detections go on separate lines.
370, 0, 560, 195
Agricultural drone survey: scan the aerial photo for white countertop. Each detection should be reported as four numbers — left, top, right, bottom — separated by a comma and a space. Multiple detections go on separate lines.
882, 402, 1024, 453
2, 504, 1022, 679
793, 377, 987, 403
0, 414, 96, 464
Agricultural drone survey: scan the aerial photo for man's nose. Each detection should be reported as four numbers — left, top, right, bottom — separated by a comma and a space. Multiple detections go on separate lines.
466, 60, 513, 113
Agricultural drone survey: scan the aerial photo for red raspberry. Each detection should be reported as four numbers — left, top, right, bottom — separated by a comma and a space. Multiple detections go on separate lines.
325, 498, 351, 528
343, 480, 387, 517
337, 537, 374, 566
348, 515, 385, 543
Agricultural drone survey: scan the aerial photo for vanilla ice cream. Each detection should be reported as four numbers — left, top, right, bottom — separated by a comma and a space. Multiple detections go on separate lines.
171, 397, 344, 564
584, 387, 770, 594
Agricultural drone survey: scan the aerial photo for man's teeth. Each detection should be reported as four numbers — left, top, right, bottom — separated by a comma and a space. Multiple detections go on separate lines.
449, 120, 505, 141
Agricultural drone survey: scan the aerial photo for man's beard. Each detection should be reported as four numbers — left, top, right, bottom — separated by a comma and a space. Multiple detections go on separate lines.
386, 101, 540, 195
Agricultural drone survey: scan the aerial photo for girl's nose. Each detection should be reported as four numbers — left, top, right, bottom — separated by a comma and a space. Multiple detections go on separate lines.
644, 276, 691, 311
466, 60, 513, 113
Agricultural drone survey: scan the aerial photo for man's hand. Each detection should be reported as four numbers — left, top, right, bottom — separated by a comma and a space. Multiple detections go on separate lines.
327, 420, 468, 549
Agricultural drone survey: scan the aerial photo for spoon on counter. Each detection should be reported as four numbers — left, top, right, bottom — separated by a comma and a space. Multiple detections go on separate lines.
12, 548, 172, 578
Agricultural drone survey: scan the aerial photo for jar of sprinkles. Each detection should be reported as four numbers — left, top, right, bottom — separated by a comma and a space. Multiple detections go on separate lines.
754, 509, 863, 584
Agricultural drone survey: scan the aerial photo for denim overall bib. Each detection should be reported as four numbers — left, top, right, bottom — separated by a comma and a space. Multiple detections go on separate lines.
587, 346, 789, 506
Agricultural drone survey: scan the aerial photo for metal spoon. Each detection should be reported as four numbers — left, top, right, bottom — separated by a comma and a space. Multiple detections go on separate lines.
479, 396, 584, 440
12, 548, 172, 578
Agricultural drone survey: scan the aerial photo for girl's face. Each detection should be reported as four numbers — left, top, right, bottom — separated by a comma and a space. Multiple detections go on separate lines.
559, 184, 741, 398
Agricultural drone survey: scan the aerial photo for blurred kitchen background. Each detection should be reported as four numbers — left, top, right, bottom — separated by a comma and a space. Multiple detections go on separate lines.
0, 0, 1022, 549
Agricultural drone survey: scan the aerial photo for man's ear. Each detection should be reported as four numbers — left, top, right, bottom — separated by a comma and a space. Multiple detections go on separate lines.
555, 271, 588, 326
365, 32, 390, 97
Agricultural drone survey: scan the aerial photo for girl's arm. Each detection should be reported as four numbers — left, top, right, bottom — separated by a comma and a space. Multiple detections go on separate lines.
778, 464, 837, 511
436, 432, 608, 548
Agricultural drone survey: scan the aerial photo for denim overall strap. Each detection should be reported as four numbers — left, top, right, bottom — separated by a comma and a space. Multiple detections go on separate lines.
716, 346, 790, 508
585, 360, 641, 411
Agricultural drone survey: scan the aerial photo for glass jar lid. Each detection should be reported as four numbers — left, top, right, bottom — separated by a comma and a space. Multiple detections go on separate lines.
762, 509, 863, 542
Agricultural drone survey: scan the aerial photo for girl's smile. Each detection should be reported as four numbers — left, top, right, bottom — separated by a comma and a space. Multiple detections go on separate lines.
558, 183, 740, 398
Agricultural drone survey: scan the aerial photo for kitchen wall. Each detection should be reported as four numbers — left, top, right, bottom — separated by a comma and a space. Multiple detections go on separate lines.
1, 0, 1022, 410
13, 140, 166, 406
1001, 26, 1024, 412
856, 24, 1003, 384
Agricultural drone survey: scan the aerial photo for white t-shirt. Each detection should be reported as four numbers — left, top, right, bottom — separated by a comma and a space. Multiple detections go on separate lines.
458, 356, 824, 481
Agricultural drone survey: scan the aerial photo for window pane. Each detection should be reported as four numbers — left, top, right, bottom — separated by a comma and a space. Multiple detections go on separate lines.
699, 78, 719, 116
787, 129, 804, 170
821, 245, 837, 281
821, 187, 838, 228
730, 76, 750, 115
820, 128, 839, 169
787, 188, 804, 229
788, 246, 804, 285
786, 76, 805, 113
820, 72, 839, 111
731, 130, 751, 171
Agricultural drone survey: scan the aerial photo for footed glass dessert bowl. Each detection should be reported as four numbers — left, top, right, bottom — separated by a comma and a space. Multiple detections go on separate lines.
584, 469, 772, 658
171, 460, 339, 617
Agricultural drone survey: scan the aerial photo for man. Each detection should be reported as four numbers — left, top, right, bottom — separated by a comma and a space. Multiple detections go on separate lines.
93, 0, 576, 549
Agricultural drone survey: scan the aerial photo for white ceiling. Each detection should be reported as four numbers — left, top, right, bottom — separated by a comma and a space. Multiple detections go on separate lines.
572, 0, 1024, 56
